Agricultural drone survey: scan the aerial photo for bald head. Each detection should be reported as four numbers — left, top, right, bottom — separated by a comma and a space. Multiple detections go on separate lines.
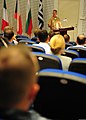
0, 45, 39, 107
77, 34, 85, 45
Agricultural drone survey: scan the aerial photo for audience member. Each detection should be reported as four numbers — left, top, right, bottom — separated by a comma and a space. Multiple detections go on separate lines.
67, 34, 86, 50
0, 45, 51, 120
3, 26, 18, 45
50, 34, 72, 70
31, 28, 40, 43
63, 34, 73, 49
63, 34, 70, 43
75, 34, 86, 47
33, 29, 51, 54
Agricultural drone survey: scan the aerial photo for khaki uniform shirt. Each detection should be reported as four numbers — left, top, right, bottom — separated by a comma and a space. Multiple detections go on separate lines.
48, 17, 61, 30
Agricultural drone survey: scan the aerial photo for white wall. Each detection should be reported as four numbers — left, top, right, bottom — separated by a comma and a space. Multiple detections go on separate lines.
77, 0, 86, 36
58, 0, 80, 41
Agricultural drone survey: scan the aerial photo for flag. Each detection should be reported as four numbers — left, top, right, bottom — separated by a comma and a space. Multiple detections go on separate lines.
25, 0, 32, 36
38, 0, 44, 29
1, 0, 9, 31
14, 0, 22, 35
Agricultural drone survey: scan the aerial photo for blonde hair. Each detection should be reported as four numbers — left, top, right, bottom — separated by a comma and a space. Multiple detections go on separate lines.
50, 34, 65, 54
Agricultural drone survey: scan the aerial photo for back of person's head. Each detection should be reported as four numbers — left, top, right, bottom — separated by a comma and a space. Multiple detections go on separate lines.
4, 26, 14, 41
63, 34, 70, 43
50, 34, 65, 55
76, 34, 85, 45
0, 45, 39, 109
33, 28, 41, 37
38, 29, 49, 42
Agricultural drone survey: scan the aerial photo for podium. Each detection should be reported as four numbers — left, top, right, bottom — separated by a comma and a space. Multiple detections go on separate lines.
53, 26, 74, 36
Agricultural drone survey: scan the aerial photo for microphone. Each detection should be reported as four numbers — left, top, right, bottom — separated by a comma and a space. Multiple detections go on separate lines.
62, 18, 69, 27
63, 18, 67, 22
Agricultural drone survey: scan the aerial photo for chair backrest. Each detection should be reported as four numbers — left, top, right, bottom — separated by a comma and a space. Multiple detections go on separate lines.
68, 58, 86, 75
31, 37, 39, 43
26, 45, 45, 53
16, 35, 29, 39
67, 47, 86, 58
19, 39, 36, 45
16, 35, 29, 42
69, 41, 77, 46
65, 42, 72, 49
61, 49, 80, 59
33, 69, 86, 119
33, 52, 62, 70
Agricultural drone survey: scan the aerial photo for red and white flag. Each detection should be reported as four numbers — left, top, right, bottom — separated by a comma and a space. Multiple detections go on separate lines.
14, 0, 22, 35
1, 0, 9, 31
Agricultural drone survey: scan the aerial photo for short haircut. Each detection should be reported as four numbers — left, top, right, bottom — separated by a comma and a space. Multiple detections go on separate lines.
4, 26, 14, 41
38, 29, 48, 42
53, 9, 57, 13
0, 45, 39, 107
33, 28, 41, 37
50, 34, 65, 55
77, 35, 85, 45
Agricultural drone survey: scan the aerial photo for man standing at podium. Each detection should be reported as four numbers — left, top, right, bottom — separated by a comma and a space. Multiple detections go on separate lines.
48, 9, 62, 31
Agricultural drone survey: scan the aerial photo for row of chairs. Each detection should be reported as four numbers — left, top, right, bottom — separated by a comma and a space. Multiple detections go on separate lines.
16, 36, 86, 58
17, 38, 86, 75
26, 44, 80, 59
33, 52, 86, 75
67, 47, 86, 58
33, 68, 86, 119
27, 44, 86, 58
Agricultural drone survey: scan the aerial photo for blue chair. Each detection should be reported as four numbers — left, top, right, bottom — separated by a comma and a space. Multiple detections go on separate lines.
19, 39, 36, 45
61, 49, 79, 59
68, 58, 86, 75
67, 47, 86, 58
31, 36, 39, 43
33, 52, 62, 70
26, 44, 45, 53
65, 42, 72, 49
16, 35, 29, 39
69, 41, 77, 46
16, 35, 29, 42
33, 68, 86, 119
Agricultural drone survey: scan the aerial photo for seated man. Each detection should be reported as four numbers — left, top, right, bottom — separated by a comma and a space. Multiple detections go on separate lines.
67, 34, 86, 49
0, 45, 51, 120
75, 34, 86, 47
33, 29, 51, 54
